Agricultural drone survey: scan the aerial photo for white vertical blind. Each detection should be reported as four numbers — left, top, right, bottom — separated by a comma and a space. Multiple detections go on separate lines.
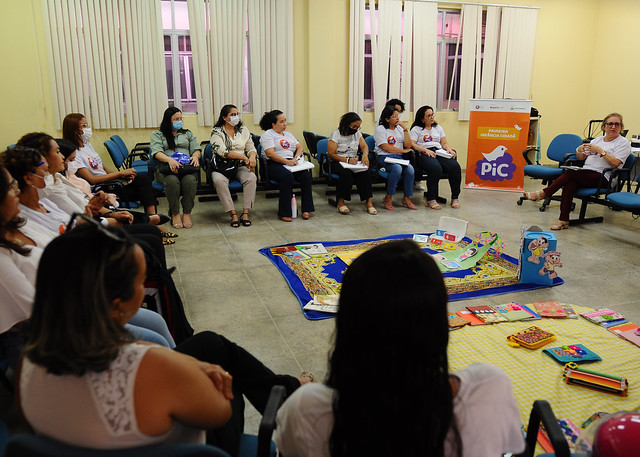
248, 0, 294, 124
479, 6, 500, 99
412, 1, 437, 112
348, 0, 366, 115
399, 0, 413, 115
457, 4, 481, 121
41, 0, 166, 129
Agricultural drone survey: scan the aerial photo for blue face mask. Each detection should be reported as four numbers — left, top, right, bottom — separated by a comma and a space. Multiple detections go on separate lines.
172, 121, 183, 130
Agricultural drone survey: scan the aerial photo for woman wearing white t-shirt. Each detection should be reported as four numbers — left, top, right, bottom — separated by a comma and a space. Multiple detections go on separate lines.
373, 105, 417, 211
523, 113, 631, 230
259, 110, 314, 222
275, 240, 526, 457
410, 105, 462, 209
328, 112, 376, 215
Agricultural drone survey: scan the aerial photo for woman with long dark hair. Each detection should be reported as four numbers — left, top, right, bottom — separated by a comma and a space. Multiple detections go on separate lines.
150, 107, 202, 229
210, 104, 258, 227
276, 240, 525, 457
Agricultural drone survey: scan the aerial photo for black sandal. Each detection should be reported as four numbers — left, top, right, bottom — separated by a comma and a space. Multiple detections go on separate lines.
162, 238, 176, 245
230, 213, 240, 228
163, 231, 179, 238
240, 212, 252, 227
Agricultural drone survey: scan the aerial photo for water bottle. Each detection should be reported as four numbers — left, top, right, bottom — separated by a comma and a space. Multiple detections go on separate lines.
291, 194, 297, 218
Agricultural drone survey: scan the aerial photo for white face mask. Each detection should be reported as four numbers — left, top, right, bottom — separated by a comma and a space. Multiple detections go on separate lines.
67, 160, 79, 175
80, 127, 93, 143
229, 115, 241, 126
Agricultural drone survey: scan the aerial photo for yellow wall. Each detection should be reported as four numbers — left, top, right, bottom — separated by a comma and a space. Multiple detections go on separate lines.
3, 0, 640, 169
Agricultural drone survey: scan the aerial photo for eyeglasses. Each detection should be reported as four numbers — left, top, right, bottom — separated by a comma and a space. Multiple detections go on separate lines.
605, 122, 621, 128
66, 213, 127, 242
8, 179, 19, 195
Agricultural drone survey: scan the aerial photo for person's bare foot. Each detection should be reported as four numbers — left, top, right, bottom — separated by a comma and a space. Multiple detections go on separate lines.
298, 371, 317, 385
171, 214, 183, 229
182, 214, 192, 228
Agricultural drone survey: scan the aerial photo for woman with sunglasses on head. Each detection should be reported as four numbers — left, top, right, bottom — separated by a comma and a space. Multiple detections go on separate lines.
18, 223, 314, 455
523, 113, 631, 230
410, 105, 462, 209
210, 104, 258, 227
328, 112, 376, 215
373, 105, 417, 211
62, 113, 158, 216
275, 240, 525, 457
150, 107, 201, 229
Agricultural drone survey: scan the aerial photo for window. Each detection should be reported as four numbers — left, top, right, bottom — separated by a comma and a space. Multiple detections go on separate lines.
162, 0, 196, 113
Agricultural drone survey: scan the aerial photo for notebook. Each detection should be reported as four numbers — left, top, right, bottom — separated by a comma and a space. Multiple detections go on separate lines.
492, 303, 533, 322
507, 326, 556, 349
447, 312, 470, 329
580, 308, 626, 327
519, 304, 542, 321
455, 310, 487, 326
466, 305, 508, 324
563, 363, 628, 396
532, 301, 567, 318
543, 344, 602, 364
609, 324, 640, 348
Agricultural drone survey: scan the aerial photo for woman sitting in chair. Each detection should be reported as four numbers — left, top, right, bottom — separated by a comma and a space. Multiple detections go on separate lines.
523, 113, 631, 230
327, 112, 376, 215
410, 105, 462, 209
18, 223, 315, 456
275, 240, 525, 457
373, 105, 417, 211
259, 110, 314, 222
210, 104, 258, 228
150, 107, 202, 229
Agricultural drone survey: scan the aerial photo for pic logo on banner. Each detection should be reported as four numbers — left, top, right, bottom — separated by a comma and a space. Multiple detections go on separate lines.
474, 145, 517, 182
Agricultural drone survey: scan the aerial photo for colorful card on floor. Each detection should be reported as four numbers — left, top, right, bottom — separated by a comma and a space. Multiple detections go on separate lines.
303, 300, 338, 314
507, 326, 556, 349
560, 303, 578, 318
271, 245, 298, 254
519, 304, 542, 321
455, 310, 488, 326
447, 312, 470, 329
413, 234, 430, 243
492, 303, 533, 321
466, 305, 508, 324
533, 301, 567, 318
313, 294, 339, 306
295, 243, 328, 255
543, 344, 602, 364
610, 325, 640, 348
580, 308, 626, 327
282, 250, 310, 261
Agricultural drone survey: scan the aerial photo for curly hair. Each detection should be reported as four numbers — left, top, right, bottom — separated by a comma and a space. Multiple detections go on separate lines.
0, 165, 29, 255
259, 110, 284, 131
1, 146, 45, 193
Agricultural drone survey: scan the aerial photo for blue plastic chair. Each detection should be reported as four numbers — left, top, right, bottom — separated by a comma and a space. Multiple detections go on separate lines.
109, 136, 152, 174
198, 143, 243, 203
517, 134, 583, 212
364, 134, 389, 182
606, 173, 640, 216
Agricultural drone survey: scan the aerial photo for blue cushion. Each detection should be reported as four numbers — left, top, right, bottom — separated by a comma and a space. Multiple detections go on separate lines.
523, 165, 563, 179
574, 187, 601, 197
607, 192, 640, 210
228, 180, 243, 192
152, 181, 165, 192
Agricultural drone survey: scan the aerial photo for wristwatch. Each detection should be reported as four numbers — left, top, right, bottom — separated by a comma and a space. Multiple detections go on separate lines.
600, 151, 606, 157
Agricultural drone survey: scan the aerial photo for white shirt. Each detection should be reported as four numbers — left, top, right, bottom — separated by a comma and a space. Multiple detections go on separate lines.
275, 363, 525, 457
410, 124, 447, 149
19, 199, 71, 234
74, 142, 107, 176
260, 129, 299, 160
373, 124, 406, 156
328, 129, 362, 159
582, 135, 631, 181
37, 173, 88, 215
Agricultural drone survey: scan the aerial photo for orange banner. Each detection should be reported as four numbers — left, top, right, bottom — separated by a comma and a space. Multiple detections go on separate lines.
465, 99, 531, 191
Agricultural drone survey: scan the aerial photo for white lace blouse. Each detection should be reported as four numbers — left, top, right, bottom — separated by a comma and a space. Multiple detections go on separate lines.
20, 343, 205, 449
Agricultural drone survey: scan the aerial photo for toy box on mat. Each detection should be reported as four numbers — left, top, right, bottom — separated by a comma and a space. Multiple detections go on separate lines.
519, 226, 561, 285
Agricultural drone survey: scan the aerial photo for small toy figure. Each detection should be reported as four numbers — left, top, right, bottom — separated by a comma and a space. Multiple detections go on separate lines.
527, 235, 549, 264
539, 251, 562, 279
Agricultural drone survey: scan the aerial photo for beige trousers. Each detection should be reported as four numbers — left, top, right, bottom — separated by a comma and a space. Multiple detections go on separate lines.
212, 166, 257, 212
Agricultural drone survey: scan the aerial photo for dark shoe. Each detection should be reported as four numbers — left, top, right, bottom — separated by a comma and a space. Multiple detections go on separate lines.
240, 213, 252, 227
162, 238, 176, 246
230, 213, 240, 228
156, 214, 171, 225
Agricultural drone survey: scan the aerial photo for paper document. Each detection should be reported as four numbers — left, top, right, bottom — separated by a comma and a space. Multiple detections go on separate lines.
339, 161, 368, 173
284, 159, 315, 172
384, 157, 410, 166
435, 149, 453, 159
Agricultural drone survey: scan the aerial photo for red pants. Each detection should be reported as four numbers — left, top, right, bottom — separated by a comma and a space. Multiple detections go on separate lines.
543, 169, 606, 221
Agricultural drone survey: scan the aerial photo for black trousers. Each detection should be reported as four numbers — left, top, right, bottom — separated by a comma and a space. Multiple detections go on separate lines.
175, 331, 300, 456
266, 162, 314, 217
418, 154, 462, 201
116, 173, 156, 208
330, 161, 373, 201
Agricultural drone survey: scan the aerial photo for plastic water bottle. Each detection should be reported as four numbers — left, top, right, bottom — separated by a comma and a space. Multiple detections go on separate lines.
291, 194, 297, 218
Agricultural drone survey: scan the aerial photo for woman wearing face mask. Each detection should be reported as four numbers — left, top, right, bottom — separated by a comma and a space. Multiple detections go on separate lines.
62, 113, 158, 215
327, 112, 376, 215
210, 105, 258, 227
150, 108, 201, 229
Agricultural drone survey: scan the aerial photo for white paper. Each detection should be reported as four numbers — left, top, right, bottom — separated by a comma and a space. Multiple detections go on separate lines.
339, 161, 369, 173
284, 158, 315, 172
435, 149, 453, 159
384, 157, 410, 166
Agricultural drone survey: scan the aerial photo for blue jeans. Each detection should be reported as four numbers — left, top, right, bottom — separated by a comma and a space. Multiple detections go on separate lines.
377, 154, 414, 196
127, 307, 176, 348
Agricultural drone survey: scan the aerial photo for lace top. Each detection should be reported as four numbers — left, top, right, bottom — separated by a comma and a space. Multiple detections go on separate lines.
20, 343, 204, 449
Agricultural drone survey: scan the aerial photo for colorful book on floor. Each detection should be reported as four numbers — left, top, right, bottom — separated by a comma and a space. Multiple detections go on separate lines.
282, 250, 310, 261
492, 303, 533, 321
447, 312, 470, 329
507, 326, 556, 349
560, 303, 578, 319
537, 418, 581, 451
580, 308, 627, 327
295, 243, 328, 255
455, 310, 488, 326
532, 301, 567, 318
519, 304, 542, 321
543, 344, 602, 364
563, 364, 629, 396
609, 323, 640, 348
466, 305, 508, 324
271, 245, 298, 254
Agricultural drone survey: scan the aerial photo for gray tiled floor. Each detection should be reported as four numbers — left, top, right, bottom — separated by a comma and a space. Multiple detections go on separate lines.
166, 174, 640, 433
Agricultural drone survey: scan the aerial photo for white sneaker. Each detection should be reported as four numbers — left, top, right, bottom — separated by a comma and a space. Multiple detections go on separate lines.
414, 181, 425, 191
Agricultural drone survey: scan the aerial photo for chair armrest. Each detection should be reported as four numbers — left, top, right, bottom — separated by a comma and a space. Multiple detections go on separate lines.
521, 400, 570, 457
257, 385, 286, 457
522, 147, 540, 166
562, 152, 581, 163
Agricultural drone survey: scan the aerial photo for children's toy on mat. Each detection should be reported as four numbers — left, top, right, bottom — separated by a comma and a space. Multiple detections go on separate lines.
519, 226, 562, 285
543, 344, 602, 364
563, 363, 629, 396
507, 325, 556, 349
